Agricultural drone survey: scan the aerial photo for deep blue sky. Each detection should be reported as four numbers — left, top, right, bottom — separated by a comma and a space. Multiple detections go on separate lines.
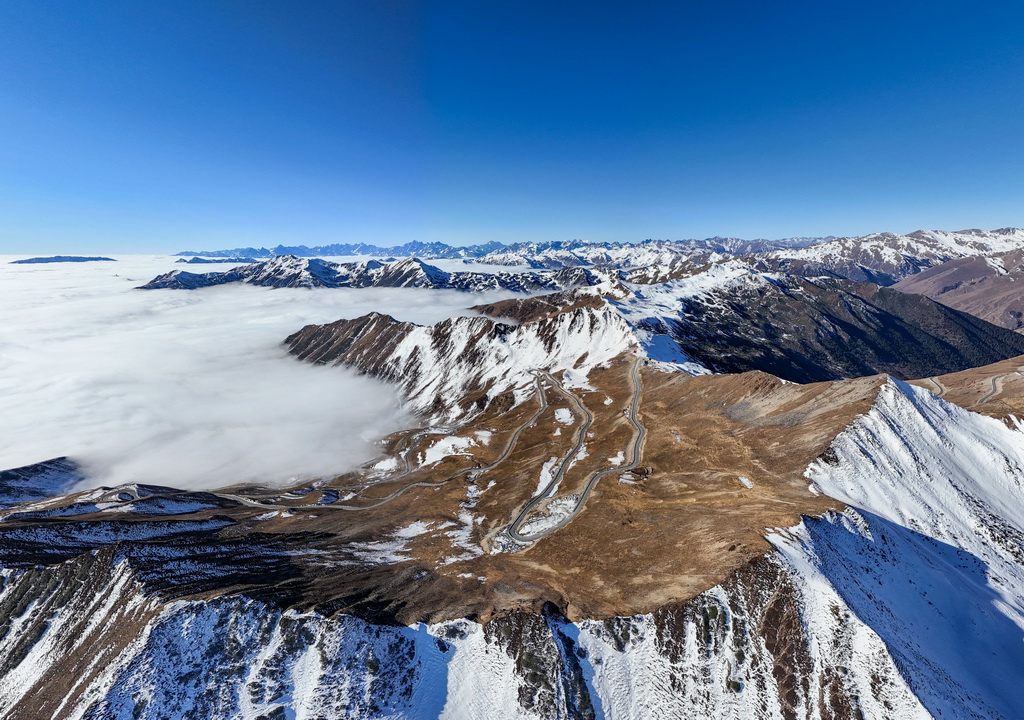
1, 1, 1023, 252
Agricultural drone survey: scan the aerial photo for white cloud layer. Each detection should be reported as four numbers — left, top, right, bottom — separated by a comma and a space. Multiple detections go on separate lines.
0, 255, 518, 490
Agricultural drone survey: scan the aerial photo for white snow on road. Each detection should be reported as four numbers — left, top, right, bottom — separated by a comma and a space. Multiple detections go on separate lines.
517, 496, 578, 536
535, 456, 559, 496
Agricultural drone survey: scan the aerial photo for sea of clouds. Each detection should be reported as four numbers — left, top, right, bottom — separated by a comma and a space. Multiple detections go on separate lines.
0, 255, 522, 490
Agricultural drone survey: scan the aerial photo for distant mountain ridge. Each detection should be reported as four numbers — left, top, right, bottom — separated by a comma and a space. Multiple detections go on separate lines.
750, 227, 1024, 285
139, 255, 616, 293
174, 236, 826, 261
892, 248, 1024, 331
616, 263, 1024, 382
175, 228, 1024, 281
10, 256, 116, 264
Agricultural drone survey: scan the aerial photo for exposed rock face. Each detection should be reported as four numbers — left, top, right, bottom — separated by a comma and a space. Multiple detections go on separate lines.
892, 248, 1024, 331
138, 255, 612, 292
618, 268, 1024, 382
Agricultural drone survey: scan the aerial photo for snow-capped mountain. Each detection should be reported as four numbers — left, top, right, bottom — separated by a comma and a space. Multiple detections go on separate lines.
281, 264, 1024, 427
615, 262, 1024, 382
138, 255, 614, 292
285, 290, 641, 422
464, 237, 824, 270
172, 228, 1024, 283
9, 228, 1024, 718
753, 227, 1024, 285
173, 236, 825, 264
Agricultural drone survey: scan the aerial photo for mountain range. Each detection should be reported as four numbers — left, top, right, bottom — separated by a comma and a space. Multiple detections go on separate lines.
4, 227, 1024, 717
175, 227, 1024, 279
140, 255, 614, 293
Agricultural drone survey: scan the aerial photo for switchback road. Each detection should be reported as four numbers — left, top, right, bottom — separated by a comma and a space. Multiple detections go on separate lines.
508, 355, 645, 544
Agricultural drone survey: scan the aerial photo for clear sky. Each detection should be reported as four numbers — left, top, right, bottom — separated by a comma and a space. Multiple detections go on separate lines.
1, 1, 1023, 252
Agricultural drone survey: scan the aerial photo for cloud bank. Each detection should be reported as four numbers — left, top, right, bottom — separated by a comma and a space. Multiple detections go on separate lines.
0, 255, 519, 490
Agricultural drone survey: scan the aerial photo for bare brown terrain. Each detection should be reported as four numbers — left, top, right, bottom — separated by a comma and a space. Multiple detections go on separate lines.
188, 357, 886, 621
0, 352, 892, 624
909, 353, 1024, 419
893, 248, 1024, 331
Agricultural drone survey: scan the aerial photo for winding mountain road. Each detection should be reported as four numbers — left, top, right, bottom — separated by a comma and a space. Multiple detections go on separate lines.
926, 376, 946, 397
977, 374, 1005, 405
508, 355, 645, 544
505, 370, 595, 542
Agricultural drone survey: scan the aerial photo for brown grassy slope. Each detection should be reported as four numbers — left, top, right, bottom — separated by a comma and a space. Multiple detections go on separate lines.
892, 249, 1024, 331
240, 357, 882, 622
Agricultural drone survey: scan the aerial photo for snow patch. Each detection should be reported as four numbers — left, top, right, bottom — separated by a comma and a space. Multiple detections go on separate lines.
421, 434, 478, 466
554, 408, 575, 425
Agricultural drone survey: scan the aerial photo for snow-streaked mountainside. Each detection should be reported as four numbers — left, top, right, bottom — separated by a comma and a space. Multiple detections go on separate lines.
753, 228, 1024, 285
774, 379, 1024, 720
8, 232, 1024, 719
279, 261, 1024, 417
892, 247, 1024, 331
175, 227, 1024, 282
285, 291, 650, 422
614, 262, 1024, 382
465, 237, 824, 270
0, 457, 83, 508
3, 378, 1024, 718
139, 255, 614, 292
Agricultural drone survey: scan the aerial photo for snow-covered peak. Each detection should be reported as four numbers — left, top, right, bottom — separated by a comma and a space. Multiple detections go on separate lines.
622, 261, 775, 306
288, 299, 643, 422
138, 255, 612, 292
370, 256, 453, 287
609, 262, 776, 370
808, 377, 1024, 551
764, 377, 1024, 719
758, 227, 1024, 284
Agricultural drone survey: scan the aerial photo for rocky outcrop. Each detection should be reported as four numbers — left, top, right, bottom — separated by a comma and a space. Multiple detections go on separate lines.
0, 544, 931, 720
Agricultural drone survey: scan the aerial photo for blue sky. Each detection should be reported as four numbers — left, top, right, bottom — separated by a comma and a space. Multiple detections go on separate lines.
1, 1, 1023, 252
